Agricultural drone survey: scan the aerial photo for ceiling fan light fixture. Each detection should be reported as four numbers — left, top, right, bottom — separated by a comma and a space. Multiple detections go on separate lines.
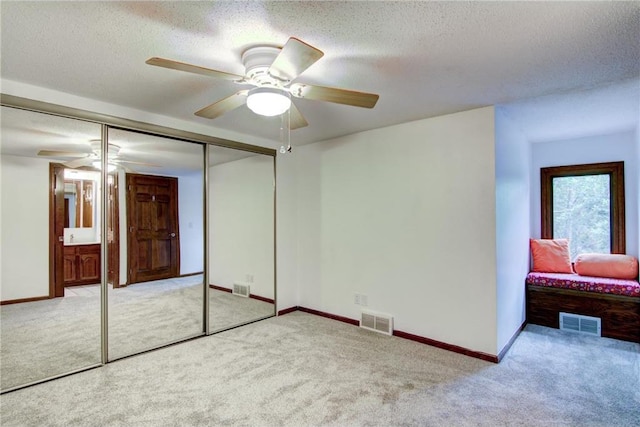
92, 160, 117, 172
246, 87, 291, 117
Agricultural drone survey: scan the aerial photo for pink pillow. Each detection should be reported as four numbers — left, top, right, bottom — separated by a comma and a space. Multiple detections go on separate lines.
574, 253, 639, 280
530, 239, 573, 273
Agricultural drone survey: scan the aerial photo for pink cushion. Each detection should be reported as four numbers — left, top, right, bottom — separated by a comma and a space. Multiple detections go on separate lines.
530, 239, 573, 273
526, 272, 640, 297
574, 253, 639, 280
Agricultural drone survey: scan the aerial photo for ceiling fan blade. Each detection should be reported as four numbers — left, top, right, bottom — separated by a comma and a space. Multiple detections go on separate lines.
195, 90, 249, 119
37, 150, 89, 158
289, 83, 379, 108
146, 57, 245, 81
64, 158, 93, 169
268, 37, 324, 82
288, 102, 308, 130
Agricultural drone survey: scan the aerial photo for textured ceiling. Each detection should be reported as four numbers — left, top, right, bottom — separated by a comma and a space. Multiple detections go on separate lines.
1, 1, 639, 146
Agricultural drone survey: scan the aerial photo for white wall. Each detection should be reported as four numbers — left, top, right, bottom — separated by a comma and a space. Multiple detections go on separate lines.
275, 152, 298, 311
209, 155, 275, 299
0, 155, 51, 300
637, 128, 640, 261
295, 107, 498, 355
178, 172, 204, 275
494, 108, 530, 354
530, 130, 639, 258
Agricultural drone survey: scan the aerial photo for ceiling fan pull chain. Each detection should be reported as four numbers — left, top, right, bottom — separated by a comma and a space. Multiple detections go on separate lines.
278, 109, 292, 154
279, 112, 289, 154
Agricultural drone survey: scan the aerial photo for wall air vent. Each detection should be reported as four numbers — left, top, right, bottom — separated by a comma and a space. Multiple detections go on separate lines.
559, 312, 601, 336
360, 310, 393, 336
232, 283, 250, 298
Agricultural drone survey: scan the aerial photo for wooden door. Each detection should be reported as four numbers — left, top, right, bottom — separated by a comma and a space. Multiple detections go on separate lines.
107, 173, 120, 287
126, 174, 180, 284
49, 163, 66, 298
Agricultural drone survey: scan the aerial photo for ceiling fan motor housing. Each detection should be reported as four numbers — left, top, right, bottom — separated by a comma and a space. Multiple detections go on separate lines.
241, 46, 284, 86
90, 140, 121, 158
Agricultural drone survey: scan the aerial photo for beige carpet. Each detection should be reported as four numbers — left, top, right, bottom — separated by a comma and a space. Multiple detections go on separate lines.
0, 275, 274, 390
1, 311, 638, 426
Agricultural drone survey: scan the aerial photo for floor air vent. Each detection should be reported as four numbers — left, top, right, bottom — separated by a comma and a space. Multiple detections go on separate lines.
360, 310, 393, 335
232, 283, 250, 298
559, 312, 601, 336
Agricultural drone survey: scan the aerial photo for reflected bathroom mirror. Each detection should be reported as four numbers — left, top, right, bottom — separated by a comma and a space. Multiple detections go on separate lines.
0, 106, 102, 391
64, 177, 95, 229
207, 145, 275, 333
107, 128, 205, 360
63, 169, 100, 245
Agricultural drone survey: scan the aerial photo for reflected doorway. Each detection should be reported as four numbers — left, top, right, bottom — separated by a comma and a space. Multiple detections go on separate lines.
50, 165, 120, 297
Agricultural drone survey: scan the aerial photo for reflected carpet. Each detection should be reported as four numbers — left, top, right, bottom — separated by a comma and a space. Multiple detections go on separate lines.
0, 275, 273, 389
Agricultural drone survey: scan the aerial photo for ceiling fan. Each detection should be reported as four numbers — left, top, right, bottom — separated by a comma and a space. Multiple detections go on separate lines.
37, 140, 157, 172
146, 37, 379, 129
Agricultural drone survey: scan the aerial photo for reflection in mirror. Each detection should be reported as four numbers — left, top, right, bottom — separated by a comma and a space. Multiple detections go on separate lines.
0, 106, 102, 391
107, 128, 205, 360
64, 177, 95, 228
208, 145, 275, 333
63, 169, 100, 244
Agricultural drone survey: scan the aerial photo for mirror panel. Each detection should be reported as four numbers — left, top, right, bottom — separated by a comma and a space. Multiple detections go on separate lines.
107, 128, 205, 360
208, 145, 275, 332
0, 106, 102, 391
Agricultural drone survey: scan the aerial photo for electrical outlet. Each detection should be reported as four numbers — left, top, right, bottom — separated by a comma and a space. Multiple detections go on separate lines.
354, 293, 368, 306
245, 274, 254, 283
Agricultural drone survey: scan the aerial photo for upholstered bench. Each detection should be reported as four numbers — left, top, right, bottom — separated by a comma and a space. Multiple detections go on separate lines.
526, 272, 640, 343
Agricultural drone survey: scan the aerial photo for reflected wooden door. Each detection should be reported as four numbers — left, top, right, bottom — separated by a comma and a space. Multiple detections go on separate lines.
49, 163, 65, 298
107, 173, 120, 287
126, 174, 179, 284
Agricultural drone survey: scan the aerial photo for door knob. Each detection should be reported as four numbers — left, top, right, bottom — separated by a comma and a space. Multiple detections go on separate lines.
170, 233, 176, 238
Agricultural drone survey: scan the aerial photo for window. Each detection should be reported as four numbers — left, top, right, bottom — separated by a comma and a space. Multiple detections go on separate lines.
541, 162, 625, 257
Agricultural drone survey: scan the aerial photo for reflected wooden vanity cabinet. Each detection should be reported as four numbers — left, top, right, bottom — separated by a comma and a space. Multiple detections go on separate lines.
63, 244, 101, 286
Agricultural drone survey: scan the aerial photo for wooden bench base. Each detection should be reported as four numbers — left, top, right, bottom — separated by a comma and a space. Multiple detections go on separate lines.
527, 285, 640, 343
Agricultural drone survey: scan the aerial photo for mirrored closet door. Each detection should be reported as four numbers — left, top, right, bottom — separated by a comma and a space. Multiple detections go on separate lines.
0, 106, 102, 391
207, 145, 275, 332
106, 128, 205, 360
0, 97, 277, 392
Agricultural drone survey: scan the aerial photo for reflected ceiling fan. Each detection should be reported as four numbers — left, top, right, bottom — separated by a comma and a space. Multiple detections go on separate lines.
146, 37, 379, 129
37, 141, 158, 172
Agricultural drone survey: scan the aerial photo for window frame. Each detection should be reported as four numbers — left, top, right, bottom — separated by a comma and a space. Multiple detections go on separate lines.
540, 161, 626, 254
